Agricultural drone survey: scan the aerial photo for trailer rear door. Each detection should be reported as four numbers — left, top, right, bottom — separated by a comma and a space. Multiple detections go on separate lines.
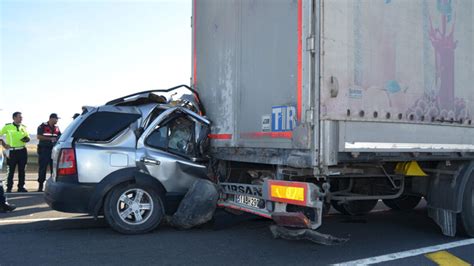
193, 0, 317, 166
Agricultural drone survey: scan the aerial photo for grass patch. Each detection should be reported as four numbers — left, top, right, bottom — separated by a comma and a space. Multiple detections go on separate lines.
1, 143, 39, 174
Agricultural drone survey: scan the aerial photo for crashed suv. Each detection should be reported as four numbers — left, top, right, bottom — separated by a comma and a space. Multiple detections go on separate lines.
44, 85, 217, 234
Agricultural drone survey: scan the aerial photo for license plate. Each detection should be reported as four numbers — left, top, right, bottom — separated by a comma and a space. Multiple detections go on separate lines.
235, 195, 260, 208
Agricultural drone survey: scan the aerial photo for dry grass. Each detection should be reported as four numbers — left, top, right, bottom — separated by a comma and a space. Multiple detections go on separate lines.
26, 143, 37, 153
0, 143, 39, 173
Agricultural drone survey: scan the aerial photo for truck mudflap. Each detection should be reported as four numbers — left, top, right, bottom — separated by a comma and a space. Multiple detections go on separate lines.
218, 180, 325, 230
269, 225, 349, 245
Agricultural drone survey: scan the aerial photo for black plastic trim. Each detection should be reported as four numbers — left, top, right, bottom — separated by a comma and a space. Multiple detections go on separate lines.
44, 178, 95, 213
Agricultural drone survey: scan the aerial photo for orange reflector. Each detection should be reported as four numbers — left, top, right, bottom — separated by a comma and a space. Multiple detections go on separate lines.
267, 180, 309, 206
271, 185, 305, 202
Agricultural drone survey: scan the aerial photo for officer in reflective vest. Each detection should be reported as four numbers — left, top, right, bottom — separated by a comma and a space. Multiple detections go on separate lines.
36, 113, 61, 192
0, 112, 30, 193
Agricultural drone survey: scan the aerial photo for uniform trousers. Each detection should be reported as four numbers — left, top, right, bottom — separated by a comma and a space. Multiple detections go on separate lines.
6, 148, 28, 190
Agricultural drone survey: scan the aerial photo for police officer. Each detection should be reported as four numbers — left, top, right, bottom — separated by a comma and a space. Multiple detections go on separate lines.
0, 139, 16, 212
0, 112, 30, 193
36, 113, 61, 192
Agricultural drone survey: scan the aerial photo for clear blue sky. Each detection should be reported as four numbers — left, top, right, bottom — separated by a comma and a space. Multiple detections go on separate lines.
0, 0, 191, 132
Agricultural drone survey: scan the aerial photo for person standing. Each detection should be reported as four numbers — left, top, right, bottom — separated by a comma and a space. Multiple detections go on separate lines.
0, 112, 30, 193
36, 113, 61, 192
0, 139, 16, 212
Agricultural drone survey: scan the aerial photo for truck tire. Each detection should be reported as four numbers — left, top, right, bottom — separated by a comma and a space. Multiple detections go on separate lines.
331, 200, 378, 216
459, 175, 474, 237
104, 182, 164, 234
383, 195, 422, 211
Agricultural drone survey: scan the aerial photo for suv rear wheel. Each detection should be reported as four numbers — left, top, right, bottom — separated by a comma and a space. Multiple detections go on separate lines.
104, 183, 164, 234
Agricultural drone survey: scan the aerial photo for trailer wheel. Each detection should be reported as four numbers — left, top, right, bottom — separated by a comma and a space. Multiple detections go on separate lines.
331, 200, 378, 216
331, 201, 349, 215
104, 182, 164, 234
382, 195, 422, 211
459, 175, 474, 237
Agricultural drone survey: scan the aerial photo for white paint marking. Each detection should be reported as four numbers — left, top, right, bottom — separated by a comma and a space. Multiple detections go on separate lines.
345, 141, 474, 151
0, 216, 96, 224
333, 238, 474, 265
5, 192, 43, 196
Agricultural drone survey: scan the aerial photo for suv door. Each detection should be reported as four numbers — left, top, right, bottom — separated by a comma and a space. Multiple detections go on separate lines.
136, 107, 210, 194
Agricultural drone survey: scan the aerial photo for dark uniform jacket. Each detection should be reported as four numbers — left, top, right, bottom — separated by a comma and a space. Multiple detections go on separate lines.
37, 122, 61, 148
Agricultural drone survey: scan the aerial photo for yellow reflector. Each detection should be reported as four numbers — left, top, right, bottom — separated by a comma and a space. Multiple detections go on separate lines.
271, 185, 305, 201
395, 161, 427, 176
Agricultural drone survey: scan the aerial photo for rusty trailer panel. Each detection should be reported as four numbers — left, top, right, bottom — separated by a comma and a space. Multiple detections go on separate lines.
193, 0, 474, 168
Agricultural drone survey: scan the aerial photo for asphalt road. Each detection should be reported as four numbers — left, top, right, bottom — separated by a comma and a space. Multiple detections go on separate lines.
0, 182, 473, 265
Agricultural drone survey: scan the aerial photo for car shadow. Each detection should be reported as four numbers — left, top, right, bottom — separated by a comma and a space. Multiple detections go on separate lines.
0, 217, 108, 233
1, 193, 59, 218
4, 193, 46, 204
0, 206, 52, 218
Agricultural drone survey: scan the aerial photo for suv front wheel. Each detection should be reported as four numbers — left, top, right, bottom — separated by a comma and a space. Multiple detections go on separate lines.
104, 183, 164, 234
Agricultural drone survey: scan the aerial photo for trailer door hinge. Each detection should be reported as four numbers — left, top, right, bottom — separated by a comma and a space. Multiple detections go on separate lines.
306, 35, 316, 53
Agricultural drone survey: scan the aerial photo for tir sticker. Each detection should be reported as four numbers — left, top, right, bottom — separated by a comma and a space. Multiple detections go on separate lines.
272, 106, 296, 132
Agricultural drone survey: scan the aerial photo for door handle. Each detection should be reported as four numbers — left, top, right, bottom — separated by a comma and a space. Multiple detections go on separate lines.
140, 157, 161, 165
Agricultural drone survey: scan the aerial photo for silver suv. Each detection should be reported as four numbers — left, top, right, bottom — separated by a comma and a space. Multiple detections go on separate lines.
44, 85, 212, 234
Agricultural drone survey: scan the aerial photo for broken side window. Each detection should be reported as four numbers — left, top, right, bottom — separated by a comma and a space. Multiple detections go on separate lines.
145, 116, 196, 158
143, 107, 166, 130
145, 125, 169, 150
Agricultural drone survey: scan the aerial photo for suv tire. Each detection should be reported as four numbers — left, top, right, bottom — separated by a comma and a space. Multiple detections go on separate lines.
104, 182, 164, 234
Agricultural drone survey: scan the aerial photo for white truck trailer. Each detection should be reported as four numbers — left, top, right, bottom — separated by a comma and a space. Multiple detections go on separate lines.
192, 0, 474, 238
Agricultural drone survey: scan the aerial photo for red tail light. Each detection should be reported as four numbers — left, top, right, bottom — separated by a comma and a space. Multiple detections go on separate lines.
57, 148, 77, 175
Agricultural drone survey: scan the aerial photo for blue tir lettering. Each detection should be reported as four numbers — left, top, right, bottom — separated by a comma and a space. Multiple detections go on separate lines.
272, 106, 297, 132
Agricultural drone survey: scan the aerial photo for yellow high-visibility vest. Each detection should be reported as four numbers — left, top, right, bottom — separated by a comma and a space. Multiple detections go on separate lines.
0, 123, 29, 148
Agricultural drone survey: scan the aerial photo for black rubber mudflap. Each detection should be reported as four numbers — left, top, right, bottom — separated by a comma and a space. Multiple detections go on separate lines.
170, 179, 219, 229
269, 225, 349, 245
